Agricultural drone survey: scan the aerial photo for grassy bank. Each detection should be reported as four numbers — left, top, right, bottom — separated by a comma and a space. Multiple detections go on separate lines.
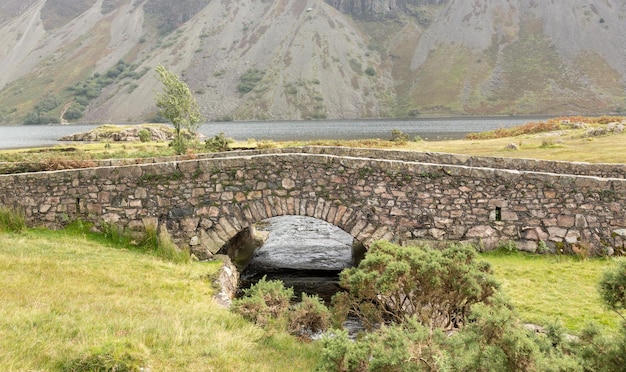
288, 116, 626, 163
0, 229, 321, 371
483, 251, 623, 333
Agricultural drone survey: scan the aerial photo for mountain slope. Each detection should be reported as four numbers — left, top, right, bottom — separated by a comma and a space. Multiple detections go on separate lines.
0, 0, 624, 124
401, 0, 626, 115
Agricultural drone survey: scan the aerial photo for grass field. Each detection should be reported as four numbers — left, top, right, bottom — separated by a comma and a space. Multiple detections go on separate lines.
482, 251, 623, 334
0, 229, 321, 371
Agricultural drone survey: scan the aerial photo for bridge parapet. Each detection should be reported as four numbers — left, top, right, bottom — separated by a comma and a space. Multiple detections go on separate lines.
3, 146, 626, 179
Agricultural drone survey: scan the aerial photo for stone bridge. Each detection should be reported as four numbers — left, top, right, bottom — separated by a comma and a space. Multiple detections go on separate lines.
1, 146, 626, 258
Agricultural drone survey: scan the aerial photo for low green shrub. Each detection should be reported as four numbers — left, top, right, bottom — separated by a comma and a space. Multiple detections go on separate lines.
450, 300, 551, 371
169, 135, 187, 155
232, 279, 331, 337
288, 294, 331, 335
225, 241, 626, 370
579, 323, 626, 372
326, 242, 537, 369
332, 241, 499, 330
138, 128, 151, 143
390, 129, 409, 143
205, 132, 233, 152
232, 277, 294, 328
317, 320, 446, 372
497, 239, 519, 254
319, 298, 583, 371
598, 259, 626, 318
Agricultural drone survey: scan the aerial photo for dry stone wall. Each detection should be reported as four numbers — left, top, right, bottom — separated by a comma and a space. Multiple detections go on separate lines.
1, 148, 625, 258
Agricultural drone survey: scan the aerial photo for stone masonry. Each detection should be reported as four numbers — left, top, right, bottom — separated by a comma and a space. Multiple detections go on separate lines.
1, 147, 625, 258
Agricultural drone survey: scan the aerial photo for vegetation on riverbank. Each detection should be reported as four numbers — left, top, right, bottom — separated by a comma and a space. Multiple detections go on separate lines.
235, 241, 625, 371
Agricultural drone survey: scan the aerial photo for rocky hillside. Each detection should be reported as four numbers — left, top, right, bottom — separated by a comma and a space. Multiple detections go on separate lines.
0, 0, 624, 124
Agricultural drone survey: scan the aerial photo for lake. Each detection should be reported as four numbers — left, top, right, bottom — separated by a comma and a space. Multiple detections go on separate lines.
0, 117, 540, 149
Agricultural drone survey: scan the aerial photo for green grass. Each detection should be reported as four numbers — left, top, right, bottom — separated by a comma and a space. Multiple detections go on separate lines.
483, 251, 624, 334
0, 229, 321, 371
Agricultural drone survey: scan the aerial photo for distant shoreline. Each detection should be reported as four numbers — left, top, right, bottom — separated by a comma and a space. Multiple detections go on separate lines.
0, 116, 551, 150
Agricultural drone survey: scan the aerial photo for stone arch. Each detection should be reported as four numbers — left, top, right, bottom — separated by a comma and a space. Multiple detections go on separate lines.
219, 214, 364, 273
187, 195, 392, 261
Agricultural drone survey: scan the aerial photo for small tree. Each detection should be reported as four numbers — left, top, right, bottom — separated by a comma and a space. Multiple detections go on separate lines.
154, 64, 202, 154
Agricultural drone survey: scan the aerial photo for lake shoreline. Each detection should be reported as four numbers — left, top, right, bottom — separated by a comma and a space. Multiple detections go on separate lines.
0, 117, 544, 150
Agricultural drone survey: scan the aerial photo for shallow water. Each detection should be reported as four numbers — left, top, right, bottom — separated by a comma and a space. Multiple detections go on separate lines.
239, 216, 355, 303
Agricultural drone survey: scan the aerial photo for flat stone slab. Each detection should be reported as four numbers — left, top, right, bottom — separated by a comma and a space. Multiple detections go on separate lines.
613, 229, 626, 237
